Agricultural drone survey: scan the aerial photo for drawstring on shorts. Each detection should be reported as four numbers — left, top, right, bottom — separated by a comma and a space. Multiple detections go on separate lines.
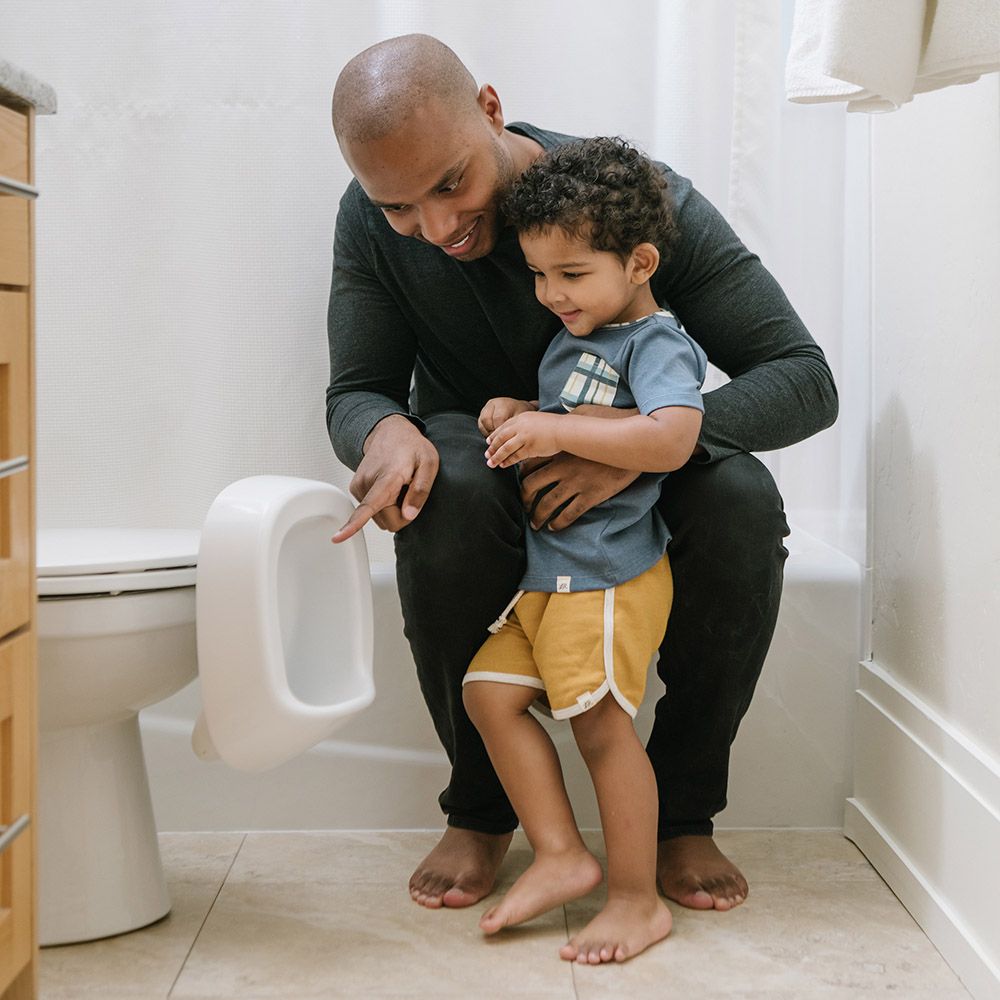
487, 590, 524, 634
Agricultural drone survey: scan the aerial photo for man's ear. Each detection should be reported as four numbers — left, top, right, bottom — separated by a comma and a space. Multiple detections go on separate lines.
629, 243, 660, 283
477, 84, 506, 133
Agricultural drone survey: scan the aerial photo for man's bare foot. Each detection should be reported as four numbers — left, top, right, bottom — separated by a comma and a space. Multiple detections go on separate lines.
409, 827, 514, 908
656, 835, 748, 910
479, 848, 603, 934
560, 896, 672, 964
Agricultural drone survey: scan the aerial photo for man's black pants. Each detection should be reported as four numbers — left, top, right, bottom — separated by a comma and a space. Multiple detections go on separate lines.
393, 412, 789, 839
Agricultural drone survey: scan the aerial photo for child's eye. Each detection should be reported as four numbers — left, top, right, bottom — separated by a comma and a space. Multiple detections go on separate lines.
439, 176, 463, 194
382, 205, 408, 214
563, 272, 582, 280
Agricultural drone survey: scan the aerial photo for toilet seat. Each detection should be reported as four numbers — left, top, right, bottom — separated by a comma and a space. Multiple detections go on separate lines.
193, 476, 375, 772
37, 528, 200, 596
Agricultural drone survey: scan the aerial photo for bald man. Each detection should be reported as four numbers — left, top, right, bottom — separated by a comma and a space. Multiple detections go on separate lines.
327, 35, 837, 913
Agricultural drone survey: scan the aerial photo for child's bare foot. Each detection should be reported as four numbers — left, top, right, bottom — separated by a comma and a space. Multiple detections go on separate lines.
479, 848, 603, 934
560, 896, 672, 964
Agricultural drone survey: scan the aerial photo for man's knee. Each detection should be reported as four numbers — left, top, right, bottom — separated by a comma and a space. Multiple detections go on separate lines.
661, 453, 789, 556
396, 412, 524, 579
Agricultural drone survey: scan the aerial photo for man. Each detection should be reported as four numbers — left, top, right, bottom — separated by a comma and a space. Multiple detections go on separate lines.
326, 34, 837, 913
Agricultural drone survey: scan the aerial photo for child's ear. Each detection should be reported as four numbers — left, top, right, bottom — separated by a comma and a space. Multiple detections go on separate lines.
629, 243, 660, 283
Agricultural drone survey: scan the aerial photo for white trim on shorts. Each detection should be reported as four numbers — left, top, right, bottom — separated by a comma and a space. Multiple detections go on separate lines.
465, 584, 641, 720
547, 586, 639, 721
461, 671, 546, 691
604, 586, 640, 719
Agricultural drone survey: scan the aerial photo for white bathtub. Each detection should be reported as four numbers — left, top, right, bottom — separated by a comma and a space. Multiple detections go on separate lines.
142, 526, 863, 831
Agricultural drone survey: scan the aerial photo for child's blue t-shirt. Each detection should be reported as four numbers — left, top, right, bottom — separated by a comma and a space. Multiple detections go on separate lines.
519, 310, 707, 593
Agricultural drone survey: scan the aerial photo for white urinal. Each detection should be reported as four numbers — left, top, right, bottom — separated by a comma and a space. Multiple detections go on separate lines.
193, 476, 374, 772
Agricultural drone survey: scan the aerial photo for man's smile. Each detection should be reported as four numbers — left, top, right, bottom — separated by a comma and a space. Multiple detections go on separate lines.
438, 218, 480, 256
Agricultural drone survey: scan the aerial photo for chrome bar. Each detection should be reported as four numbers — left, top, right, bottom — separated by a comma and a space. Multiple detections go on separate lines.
0, 457, 29, 480
0, 814, 30, 855
0, 176, 38, 198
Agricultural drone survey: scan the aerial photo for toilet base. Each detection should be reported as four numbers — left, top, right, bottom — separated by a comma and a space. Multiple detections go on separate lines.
39, 715, 171, 945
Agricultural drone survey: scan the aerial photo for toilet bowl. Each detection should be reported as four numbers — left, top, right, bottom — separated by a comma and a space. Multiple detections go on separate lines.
36, 528, 200, 946
35, 477, 374, 945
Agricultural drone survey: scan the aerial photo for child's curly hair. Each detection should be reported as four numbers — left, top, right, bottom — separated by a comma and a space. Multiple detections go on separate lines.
501, 136, 677, 263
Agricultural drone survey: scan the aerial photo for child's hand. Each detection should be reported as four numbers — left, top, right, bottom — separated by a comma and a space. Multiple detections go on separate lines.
477, 397, 537, 436
485, 412, 561, 468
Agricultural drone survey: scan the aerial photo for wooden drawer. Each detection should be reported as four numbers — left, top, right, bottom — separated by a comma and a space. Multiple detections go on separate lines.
0, 108, 29, 184
0, 631, 35, 988
0, 196, 30, 288
0, 292, 31, 636
0, 106, 31, 289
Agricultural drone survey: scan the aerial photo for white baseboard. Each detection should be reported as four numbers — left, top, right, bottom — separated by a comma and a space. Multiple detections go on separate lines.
845, 660, 1000, 1000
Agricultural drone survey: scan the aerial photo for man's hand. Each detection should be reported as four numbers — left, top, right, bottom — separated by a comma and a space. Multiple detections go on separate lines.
331, 414, 439, 543
484, 411, 562, 469
519, 455, 639, 531
516, 403, 641, 531
477, 396, 537, 436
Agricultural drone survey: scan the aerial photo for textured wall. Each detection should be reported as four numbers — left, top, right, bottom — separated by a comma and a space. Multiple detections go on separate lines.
870, 74, 1000, 759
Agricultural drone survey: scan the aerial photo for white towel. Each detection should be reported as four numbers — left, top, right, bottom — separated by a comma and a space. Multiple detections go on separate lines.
786, 0, 1000, 113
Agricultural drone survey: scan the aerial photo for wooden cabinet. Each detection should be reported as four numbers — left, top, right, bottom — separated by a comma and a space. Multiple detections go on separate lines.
0, 95, 37, 1000
0, 633, 34, 995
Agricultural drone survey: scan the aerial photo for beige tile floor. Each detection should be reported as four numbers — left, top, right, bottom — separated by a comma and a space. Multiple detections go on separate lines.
40, 830, 972, 1000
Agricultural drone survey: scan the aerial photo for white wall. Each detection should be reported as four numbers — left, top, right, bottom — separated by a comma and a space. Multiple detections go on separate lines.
845, 73, 1000, 1000
869, 76, 1000, 763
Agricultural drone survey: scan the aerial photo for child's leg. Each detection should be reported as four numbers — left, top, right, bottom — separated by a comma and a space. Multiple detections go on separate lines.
564, 695, 672, 963
463, 680, 603, 932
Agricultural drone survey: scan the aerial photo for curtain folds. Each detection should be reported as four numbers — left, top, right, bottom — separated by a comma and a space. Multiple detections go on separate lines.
3, 0, 854, 557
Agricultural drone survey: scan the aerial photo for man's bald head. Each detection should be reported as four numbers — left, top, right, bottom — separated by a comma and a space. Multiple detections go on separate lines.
332, 34, 480, 146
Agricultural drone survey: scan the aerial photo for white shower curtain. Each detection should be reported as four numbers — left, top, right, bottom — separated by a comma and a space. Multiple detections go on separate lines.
3, 0, 855, 563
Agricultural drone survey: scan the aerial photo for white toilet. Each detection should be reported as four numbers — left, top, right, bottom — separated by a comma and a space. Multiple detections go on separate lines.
37, 528, 200, 946
36, 476, 375, 946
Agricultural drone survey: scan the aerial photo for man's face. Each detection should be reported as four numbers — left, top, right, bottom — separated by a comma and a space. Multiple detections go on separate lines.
342, 100, 515, 261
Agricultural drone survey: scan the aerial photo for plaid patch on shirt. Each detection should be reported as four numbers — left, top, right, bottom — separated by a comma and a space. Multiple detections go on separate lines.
559, 353, 620, 410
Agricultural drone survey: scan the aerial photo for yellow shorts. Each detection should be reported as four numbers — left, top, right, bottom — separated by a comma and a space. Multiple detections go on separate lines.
463, 555, 672, 720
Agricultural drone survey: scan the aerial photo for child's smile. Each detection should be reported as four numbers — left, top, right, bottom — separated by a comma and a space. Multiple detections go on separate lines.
519, 227, 659, 336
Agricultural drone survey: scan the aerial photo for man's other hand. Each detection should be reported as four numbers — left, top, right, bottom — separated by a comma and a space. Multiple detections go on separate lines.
519, 455, 639, 532
331, 414, 439, 543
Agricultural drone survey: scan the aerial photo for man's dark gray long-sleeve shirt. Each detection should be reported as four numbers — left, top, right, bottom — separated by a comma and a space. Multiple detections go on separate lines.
326, 123, 838, 471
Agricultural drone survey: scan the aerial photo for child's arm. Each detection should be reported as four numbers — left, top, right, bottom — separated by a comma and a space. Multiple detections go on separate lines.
485, 406, 703, 473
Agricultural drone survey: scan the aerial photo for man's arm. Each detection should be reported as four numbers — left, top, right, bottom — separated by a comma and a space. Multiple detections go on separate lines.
327, 184, 439, 540
326, 182, 423, 471
655, 175, 838, 462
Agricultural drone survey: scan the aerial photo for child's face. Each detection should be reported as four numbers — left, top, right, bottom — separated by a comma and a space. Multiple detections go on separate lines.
519, 227, 652, 336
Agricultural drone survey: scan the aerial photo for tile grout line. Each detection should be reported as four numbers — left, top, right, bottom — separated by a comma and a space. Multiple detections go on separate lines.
167, 832, 248, 999
565, 905, 580, 999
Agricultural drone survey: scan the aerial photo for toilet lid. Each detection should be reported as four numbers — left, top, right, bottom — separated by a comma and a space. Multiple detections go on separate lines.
37, 528, 200, 596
